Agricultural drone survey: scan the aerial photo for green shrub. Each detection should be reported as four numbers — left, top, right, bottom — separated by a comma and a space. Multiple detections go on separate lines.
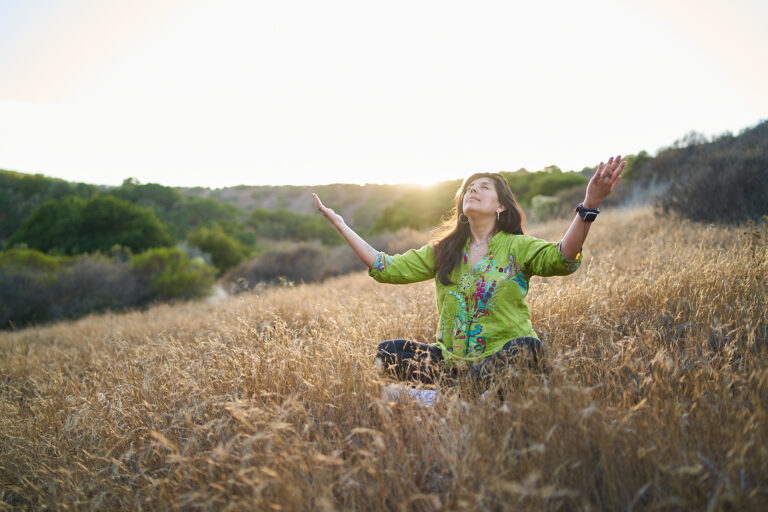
0, 169, 98, 242
530, 195, 561, 221
188, 223, 250, 274
371, 180, 461, 233
130, 247, 215, 301
656, 121, 768, 223
224, 243, 329, 291
371, 170, 588, 233
249, 208, 341, 245
224, 229, 431, 292
8, 195, 174, 255
0, 249, 150, 329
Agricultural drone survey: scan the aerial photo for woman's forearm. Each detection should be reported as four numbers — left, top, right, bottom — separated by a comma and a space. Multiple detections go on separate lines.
335, 221, 378, 268
558, 155, 625, 260
559, 211, 593, 261
313, 193, 378, 268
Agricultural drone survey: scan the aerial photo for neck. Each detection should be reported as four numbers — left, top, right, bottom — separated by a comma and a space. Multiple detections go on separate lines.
467, 216, 496, 245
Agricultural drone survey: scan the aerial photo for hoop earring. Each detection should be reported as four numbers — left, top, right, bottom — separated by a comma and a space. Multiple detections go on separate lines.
459, 213, 469, 224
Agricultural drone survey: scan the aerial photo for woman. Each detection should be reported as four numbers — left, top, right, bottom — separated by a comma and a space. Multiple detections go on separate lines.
313, 156, 625, 389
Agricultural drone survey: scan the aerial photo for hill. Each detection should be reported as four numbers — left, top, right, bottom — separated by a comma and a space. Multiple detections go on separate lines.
178, 182, 421, 234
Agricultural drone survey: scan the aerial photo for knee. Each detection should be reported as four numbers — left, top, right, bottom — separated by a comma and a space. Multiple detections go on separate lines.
376, 339, 410, 366
376, 339, 401, 357
500, 337, 543, 365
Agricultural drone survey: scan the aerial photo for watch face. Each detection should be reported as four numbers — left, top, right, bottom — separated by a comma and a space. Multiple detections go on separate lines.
584, 211, 598, 222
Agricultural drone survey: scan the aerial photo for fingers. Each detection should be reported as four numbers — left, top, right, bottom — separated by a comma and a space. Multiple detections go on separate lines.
312, 193, 325, 212
611, 160, 626, 189
597, 155, 624, 180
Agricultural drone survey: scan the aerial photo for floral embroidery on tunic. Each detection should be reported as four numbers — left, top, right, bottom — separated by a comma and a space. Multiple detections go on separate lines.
503, 253, 528, 295
555, 241, 582, 272
373, 252, 393, 272
448, 252, 506, 355
369, 233, 583, 362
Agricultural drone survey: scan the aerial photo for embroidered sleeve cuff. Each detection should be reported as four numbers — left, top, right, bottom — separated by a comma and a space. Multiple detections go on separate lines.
555, 241, 582, 273
368, 251, 393, 277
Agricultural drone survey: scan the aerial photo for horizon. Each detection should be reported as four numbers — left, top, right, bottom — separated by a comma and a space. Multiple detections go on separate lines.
4, 117, 763, 191
1, 0, 766, 188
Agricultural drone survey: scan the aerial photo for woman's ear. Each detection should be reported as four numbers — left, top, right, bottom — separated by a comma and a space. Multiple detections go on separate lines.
497, 204, 507, 213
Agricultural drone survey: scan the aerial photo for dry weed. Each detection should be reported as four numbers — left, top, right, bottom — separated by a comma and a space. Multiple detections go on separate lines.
1, 207, 766, 510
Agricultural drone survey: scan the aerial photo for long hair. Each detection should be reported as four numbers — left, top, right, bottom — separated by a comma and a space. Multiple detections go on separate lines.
432, 173, 525, 285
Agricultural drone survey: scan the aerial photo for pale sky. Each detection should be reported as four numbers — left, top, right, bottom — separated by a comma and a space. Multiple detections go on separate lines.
1, 0, 766, 187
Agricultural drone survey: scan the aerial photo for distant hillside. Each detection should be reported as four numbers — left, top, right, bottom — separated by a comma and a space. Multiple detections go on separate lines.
3, 118, 765, 248
178, 183, 422, 234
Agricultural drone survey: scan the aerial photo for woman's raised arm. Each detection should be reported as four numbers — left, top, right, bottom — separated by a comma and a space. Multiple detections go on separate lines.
312, 193, 378, 268
558, 155, 626, 260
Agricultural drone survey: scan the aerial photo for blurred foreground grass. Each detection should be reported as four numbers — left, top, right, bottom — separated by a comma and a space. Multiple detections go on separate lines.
1, 207, 767, 510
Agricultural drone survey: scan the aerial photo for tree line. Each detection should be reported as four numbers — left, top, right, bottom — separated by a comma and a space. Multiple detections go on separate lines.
1, 119, 765, 328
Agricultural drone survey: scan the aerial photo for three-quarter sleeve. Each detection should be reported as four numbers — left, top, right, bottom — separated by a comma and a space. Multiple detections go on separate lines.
368, 244, 436, 284
519, 236, 582, 277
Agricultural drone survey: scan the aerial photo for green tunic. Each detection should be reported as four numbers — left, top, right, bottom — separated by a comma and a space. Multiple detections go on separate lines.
368, 232, 582, 364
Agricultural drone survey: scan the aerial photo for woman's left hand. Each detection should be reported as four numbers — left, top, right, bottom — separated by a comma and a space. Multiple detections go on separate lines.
584, 155, 626, 208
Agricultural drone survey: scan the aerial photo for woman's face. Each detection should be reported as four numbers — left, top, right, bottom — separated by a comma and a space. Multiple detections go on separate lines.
462, 177, 504, 218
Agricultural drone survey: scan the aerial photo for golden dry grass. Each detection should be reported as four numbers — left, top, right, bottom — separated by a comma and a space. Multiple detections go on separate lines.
1, 207, 767, 511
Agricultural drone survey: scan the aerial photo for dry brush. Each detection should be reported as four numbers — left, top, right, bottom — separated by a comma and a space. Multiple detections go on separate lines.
1, 207, 766, 510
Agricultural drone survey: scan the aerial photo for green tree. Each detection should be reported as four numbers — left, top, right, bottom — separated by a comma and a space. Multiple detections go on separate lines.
249, 208, 342, 245
371, 180, 461, 233
9, 195, 173, 255
0, 170, 97, 241
188, 223, 250, 273
131, 247, 215, 300
7, 197, 85, 253
621, 150, 652, 181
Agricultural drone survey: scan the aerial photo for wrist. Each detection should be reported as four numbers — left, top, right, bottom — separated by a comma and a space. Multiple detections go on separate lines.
583, 197, 601, 210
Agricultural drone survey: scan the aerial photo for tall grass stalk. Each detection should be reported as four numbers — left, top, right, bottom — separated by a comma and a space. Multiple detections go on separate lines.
1, 207, 766, 510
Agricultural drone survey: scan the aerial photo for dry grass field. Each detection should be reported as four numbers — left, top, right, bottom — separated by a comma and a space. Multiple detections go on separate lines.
1, 207, 766, 511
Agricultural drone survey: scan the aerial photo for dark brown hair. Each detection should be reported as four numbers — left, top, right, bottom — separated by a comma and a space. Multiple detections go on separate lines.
432, 173, 525, 285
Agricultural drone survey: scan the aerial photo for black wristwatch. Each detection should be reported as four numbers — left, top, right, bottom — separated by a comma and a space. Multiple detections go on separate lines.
575, 203, 600, 222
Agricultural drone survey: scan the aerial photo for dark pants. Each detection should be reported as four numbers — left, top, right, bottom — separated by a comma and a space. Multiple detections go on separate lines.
375, 337, 542, 388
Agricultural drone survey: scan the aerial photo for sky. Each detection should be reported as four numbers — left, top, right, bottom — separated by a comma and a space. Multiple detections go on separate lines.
0, 0, 766, 188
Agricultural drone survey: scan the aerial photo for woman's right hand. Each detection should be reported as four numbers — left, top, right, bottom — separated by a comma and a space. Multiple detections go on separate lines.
312, 193, 377, 268
312, 193, 345, 230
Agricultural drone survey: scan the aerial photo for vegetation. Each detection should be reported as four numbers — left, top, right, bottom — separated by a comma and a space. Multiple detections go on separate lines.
1, 208, 766, 509
0, 247, 216, 329
655, 121, 768, 223
130, 247, 216, 301
223, 229, 430, 292
371, 169, 589, 232
0, 170, 98, 242
109, 179, 250, 240
249, 207, 342, 245
372, 180, 461, 232
188, 223, 251, 274
8, 195, 174, 255
1, 119, 765, 328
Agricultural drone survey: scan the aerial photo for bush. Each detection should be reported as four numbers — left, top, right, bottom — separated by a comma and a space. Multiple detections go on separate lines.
0, 169, 98, 242
530, 195, 560, 221
8, 195, 174, 255
656, 121, 768, 223
249, 208, 342, 245
131, 247, 215, 301
371, 180, 461, 233
224, 229, 431, 292
0, 249, 150, 329
0, 246, 217, 329
224, 243, 330, 291
188, 223, 250, 274
659, 155, 768, 223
